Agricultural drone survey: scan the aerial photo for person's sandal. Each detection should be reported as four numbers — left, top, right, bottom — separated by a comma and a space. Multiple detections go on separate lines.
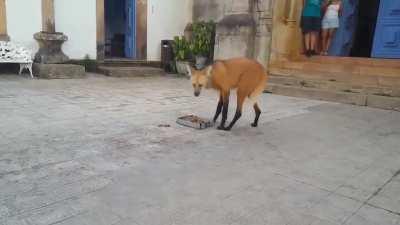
306, 50, 312, 58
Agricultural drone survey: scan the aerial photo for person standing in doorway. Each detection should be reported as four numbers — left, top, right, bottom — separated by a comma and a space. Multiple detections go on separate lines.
301, 0, 324, 57
321, 0, 342, 55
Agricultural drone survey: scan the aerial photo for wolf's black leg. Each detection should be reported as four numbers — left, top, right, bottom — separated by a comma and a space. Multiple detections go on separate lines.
251, 103, 261, 127
225, 94, 245, 131
213, 94, 223, 123
225, 110, 241, 131
217, 92, 229, 130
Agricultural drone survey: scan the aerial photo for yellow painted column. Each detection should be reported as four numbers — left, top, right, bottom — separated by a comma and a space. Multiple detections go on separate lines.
96, 0, 105, 60
286, 0, 303, 58
270, 0, 303, 64
285, 0, 299, 25
0, 0, 9, 41
42, 0, 55, 33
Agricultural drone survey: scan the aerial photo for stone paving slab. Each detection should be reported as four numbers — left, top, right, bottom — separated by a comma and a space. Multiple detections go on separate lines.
0, 74, 399, 225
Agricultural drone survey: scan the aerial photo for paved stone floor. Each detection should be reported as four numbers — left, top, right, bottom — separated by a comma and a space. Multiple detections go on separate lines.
0, 73, 400, 225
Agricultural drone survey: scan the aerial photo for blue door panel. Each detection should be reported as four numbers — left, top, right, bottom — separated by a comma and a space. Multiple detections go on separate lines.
125, 0, 136, 59
372, 0, 400, 58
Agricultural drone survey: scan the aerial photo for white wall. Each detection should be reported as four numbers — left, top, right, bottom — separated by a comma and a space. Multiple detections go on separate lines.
6, 0, 42, 57
7, 0, 192, 61
55, 0, 97, 59
147, 0, 193, 61
6, 0, 96, 60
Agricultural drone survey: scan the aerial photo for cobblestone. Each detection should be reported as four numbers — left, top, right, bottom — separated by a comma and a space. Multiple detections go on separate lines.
0, 74, 399, 225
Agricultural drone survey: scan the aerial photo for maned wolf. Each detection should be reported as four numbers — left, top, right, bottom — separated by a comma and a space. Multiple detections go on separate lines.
187, 58, 268, 131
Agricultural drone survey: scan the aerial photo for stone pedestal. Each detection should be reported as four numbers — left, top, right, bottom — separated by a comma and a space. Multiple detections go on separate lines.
33, 63, 85, 79
0, 34, 9, 41
214, 13, 256, 59
32, 0, 85, 79
33, 32, 69, 64
33, 32, 85, 79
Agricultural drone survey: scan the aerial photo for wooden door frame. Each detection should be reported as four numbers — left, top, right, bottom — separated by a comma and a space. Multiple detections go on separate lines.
96, 0, 147, 61
0, 0, 9, 41
96, 0, 105, 60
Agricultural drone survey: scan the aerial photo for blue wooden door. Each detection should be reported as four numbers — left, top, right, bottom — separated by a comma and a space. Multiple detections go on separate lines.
124, 0, 136, 58
371, 1, 400, 58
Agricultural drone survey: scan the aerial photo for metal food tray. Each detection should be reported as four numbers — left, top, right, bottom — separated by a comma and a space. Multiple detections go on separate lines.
176, 115, 214, 129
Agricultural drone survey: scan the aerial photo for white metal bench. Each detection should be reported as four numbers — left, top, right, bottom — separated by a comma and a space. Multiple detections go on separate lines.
0, 41, 33, 78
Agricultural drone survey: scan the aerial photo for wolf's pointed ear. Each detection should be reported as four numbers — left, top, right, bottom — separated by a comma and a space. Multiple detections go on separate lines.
205, 65, 213, 77
186, 65, 192, 78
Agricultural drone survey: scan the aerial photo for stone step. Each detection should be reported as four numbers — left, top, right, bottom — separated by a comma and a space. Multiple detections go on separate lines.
266, 83, 400, 111
271, 59, 400, 77
98, 66, 164, 77
99, 60, 161, 68
294, 55, 400, 69
33, 63, 86, 79
269, 67, 400, 88
269, 75, 400, 97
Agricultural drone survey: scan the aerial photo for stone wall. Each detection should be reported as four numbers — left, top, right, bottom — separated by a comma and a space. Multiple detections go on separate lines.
193, 0, 274, 68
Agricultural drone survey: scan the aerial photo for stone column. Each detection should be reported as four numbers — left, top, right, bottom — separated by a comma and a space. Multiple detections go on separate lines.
34, 0, 69, 63
269, 0, 304, 64
213, 0, 256, 60
285, 0, 298, 25
0, 0, 9, 41
96, 0, 105, 60
253, 0, 274, 68
41, 0, 55, 33
33, 0, 85, 79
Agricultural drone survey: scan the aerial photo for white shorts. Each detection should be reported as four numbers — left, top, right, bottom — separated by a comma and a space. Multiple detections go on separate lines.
322, 17, 339, 29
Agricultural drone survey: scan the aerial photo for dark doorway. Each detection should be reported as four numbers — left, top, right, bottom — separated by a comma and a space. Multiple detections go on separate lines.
350, 0, 381, 57
104, 0, 136, 59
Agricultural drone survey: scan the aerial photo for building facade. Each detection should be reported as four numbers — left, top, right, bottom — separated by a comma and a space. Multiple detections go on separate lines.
193, 0, 274, 68
192, 0, 400, 109
268, 0, 400, 110
0, 0, 192, 61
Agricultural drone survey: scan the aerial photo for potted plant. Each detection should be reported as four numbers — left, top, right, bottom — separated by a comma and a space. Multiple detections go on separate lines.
191, 21, 216, 69
172, 36, 191, 75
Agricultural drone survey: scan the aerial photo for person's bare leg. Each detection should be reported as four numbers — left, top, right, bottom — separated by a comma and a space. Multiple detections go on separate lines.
321, 29, 329, 54
310, 32, 318, 53
304, 33, 311, 51
326, 28, 336, 54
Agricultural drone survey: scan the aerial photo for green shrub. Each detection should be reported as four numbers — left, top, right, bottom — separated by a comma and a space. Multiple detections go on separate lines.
190, 21, 216, 57
172, 36, 190, 61
82, 54, 97, 72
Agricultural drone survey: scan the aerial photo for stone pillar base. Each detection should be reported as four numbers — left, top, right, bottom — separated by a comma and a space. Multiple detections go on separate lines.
0, 34, 10, 41
33, 32, 69, 64
214, 14, 256, 60
33, 63, 85, 79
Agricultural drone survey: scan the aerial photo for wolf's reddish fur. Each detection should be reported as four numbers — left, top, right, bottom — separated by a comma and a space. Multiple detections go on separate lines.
187, 57, 268, 131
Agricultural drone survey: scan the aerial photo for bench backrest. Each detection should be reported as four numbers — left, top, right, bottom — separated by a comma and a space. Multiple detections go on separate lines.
0, 41, 33, 63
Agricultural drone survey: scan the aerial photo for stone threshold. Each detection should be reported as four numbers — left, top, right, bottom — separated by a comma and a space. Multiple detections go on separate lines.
97, 66, 164, 77
99, 59, 161, 68
266, 82, 400, 111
